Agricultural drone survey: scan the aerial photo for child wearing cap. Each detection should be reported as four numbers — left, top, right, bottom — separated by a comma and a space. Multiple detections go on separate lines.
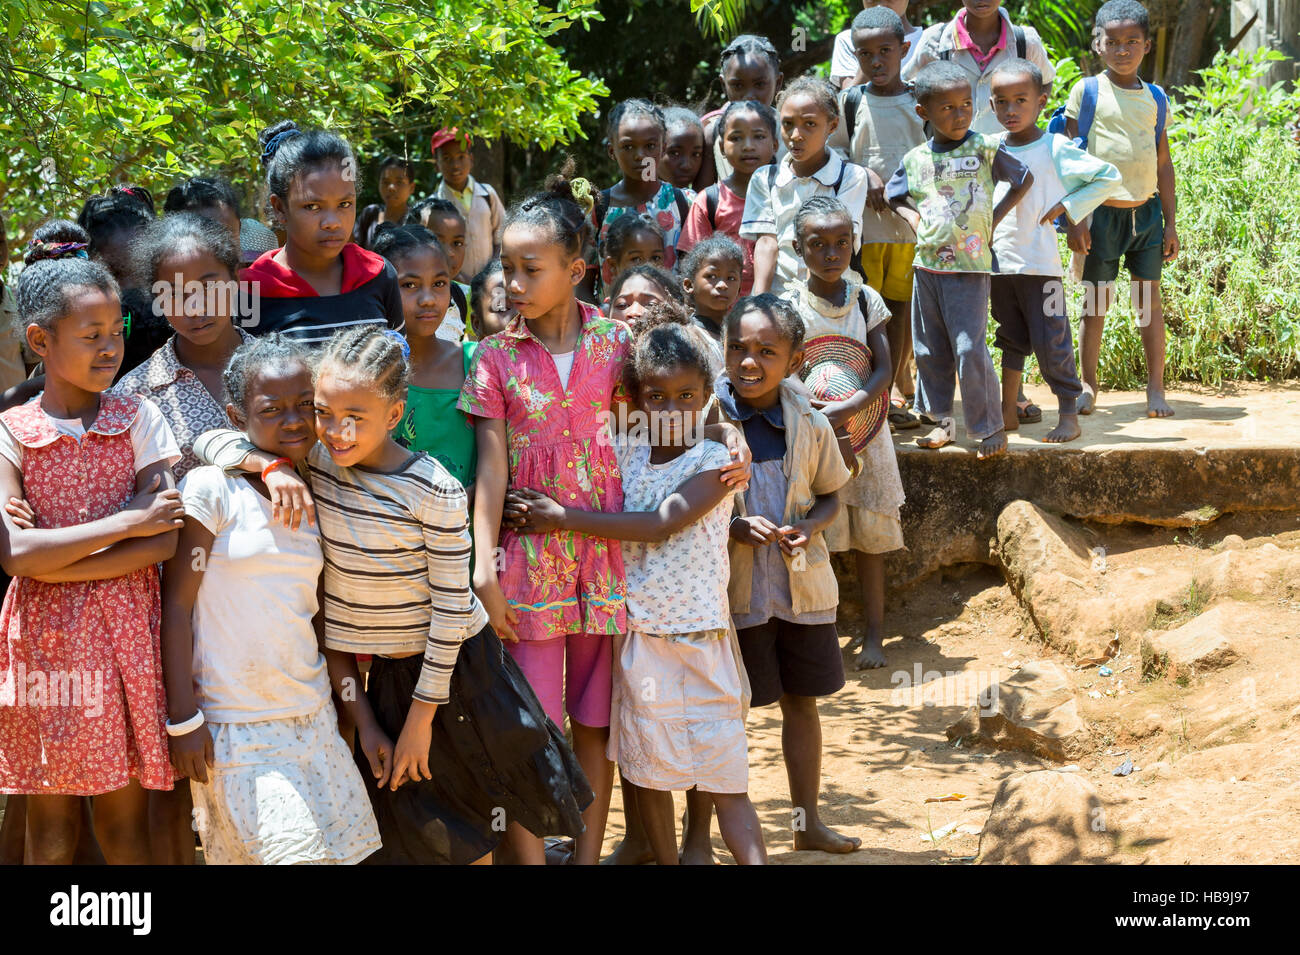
432, 128, 505, 283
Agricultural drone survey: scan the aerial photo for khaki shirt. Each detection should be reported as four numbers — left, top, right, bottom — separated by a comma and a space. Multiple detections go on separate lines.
0, 281, 28, 393
719, 380, 851, 618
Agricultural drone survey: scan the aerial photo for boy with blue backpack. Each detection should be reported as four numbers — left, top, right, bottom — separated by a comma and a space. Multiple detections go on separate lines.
991, 58, 1122, 443
1060, 0, 1177, 418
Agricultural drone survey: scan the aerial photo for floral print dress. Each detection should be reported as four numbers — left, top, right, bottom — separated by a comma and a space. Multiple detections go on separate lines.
592, 181, 689, 290
457, 302, 630, 641
0, 394, 172, 795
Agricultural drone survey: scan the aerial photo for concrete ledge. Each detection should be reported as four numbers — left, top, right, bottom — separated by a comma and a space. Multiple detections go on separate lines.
885, 383, 1300, 588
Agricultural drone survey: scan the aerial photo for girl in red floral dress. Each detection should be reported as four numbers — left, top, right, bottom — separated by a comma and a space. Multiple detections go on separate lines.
0, 222, 185, 863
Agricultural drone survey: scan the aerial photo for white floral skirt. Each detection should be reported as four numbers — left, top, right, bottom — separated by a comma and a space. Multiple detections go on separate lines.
191, 700, 382, 865
613, 629, 749, 795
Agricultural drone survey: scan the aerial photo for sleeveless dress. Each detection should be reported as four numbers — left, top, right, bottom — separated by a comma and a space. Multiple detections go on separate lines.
0, 394, 173, 795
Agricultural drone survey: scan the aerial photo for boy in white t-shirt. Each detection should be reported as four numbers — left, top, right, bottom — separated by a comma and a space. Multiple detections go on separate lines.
989, 59, 1121, 444
830, 1, 923, 90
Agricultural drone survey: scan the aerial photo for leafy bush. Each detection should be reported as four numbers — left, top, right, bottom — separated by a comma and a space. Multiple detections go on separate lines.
1014, 49, 1300, 389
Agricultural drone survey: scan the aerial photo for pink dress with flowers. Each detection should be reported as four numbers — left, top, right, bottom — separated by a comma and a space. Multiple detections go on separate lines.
591, 182, 688, 290
0, 394, 173, 795
458, 302, 630, 642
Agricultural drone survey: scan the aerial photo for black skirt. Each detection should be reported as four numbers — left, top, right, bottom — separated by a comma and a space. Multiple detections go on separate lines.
357, 625, 594, 864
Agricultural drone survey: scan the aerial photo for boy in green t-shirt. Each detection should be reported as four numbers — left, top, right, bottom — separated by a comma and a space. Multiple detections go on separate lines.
1067, 0, 1178, 418
886, 61, 1033, 459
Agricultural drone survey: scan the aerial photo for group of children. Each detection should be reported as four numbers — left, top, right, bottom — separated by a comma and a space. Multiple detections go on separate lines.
0, 0, 1177, 865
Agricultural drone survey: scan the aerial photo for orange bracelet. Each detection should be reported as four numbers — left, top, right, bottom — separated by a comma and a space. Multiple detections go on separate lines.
261, 457, 292, 482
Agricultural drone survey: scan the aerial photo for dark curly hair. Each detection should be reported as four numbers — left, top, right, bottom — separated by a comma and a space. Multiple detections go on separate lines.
681, 235, 744, 280
607, 263, 685, 310
317, 325, 408, 405
776, 75, 839, 121
163, 176, 242, 219
625, 299, 715, 398
222, 333, 311, 415
723, 293, 804, 352
504, 157, 591, 258
602, 213, 666, 263
258, 119, 357, 205
16, 220, 120, 331
133, 212, 242, 291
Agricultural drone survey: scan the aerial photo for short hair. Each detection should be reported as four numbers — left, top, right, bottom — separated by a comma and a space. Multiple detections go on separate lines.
414, 198, 466, 228
625, 300, 715, 397
133, 212, 242, 289
606, 98, 667, 143
723, 293, 804, 352
663, 106, 704, 138
258, 120, 357, 205
602, 213, 666, 262
77, 185, 155, 251
371, 224, 448, 270
1096, 0, 1150, 36
681, 235, 744, 280
222, 333, 310, 416
914, 61, 973, 105
720, 34, 781, 74
377, 155, 415, 180
719, 99, 778, 139
851, 6, 905, 41
793, 195, 853, 243
776, 75, 839, 121
608, 263, 685, 307
989, 57, 1044, 91
317, 325, 408, 405
163, 176, 242, 219
469, 260, 502, 319
16, 220, 120, 330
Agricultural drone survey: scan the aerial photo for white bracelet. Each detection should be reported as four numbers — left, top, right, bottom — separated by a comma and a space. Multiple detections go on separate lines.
165, 708, 205, 737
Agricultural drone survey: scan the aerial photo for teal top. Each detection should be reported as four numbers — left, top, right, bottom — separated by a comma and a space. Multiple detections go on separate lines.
397, 341, 477, 488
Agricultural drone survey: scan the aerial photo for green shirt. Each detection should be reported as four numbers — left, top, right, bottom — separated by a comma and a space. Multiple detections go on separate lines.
895, 131, 1027, 272
397, 341, 477, 488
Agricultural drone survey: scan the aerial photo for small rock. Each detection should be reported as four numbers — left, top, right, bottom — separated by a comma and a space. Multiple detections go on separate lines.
945, 661, 1089, 761
1141, 605, 1242, 679
1217, 534, 1245, 551
977, 770, 1111, 864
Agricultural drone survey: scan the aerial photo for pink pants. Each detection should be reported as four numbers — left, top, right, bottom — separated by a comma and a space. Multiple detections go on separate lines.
507, 633, 613, 729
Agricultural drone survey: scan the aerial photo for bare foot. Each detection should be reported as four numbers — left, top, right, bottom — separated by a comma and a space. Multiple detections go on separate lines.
1044, 413, 1081, 443
600, 836, 654, 866
1146, 388, 1175, 418
1077, 386, 1096, 415
854, 639, 887, 670
679, 843, 717, 865
679, 807, 716, 865
794, 820, 861, 854
977, 430, 1007, 460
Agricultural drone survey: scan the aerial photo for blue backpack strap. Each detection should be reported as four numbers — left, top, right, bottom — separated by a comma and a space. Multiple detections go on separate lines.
1076, 75, 1100, 146
1148, 82, 1169, 142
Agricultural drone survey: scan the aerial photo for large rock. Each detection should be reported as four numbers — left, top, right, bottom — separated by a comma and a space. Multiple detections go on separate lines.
946, 660, 1089, 761
885, 438, 1300, 591
978, 770, 1111, 864
1141, 604, 1243, 679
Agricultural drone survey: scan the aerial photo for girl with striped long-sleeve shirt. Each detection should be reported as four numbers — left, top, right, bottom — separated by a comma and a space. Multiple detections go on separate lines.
194, 326, 592, 864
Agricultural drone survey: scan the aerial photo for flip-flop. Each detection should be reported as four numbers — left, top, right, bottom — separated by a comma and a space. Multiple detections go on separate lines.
1016, 400, 1043, 424
888, 399, 921, 431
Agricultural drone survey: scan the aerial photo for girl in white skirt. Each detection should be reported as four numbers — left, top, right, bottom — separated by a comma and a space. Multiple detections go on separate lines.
508, 302, 767, 865
161, 336, 381, 864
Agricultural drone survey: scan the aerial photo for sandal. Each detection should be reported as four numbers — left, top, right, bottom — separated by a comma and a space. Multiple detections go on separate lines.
1016, 399, 1043, 424
916, 416, 956, 449
888, 398, 921, 431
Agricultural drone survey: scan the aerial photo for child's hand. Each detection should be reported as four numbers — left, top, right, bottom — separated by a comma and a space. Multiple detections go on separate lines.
778, 522, 810, 555
1064, 217, 1092, 255
5, 496, 36, 529
169, 722, 214, 785
356, 719, 394, 790
1163, 223, 1179, 262
865, 168, 888, 212
719, 431, 751, 490
124, 474, 186, 536
506, 488, 565, 533
476, 578, 521, 643
730, 515, 780, 547
810, 397, 855, 432
502, 490, 530, 530
265, 467, 315, 530
390, 703, 436, 791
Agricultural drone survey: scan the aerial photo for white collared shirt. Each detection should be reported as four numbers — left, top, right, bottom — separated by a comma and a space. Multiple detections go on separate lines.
434, 175, 505, 282
739, 150, 868, 297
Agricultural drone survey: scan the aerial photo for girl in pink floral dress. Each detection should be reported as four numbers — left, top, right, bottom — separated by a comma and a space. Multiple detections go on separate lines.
0, 222, 185, 863
459, 172, 630, 865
